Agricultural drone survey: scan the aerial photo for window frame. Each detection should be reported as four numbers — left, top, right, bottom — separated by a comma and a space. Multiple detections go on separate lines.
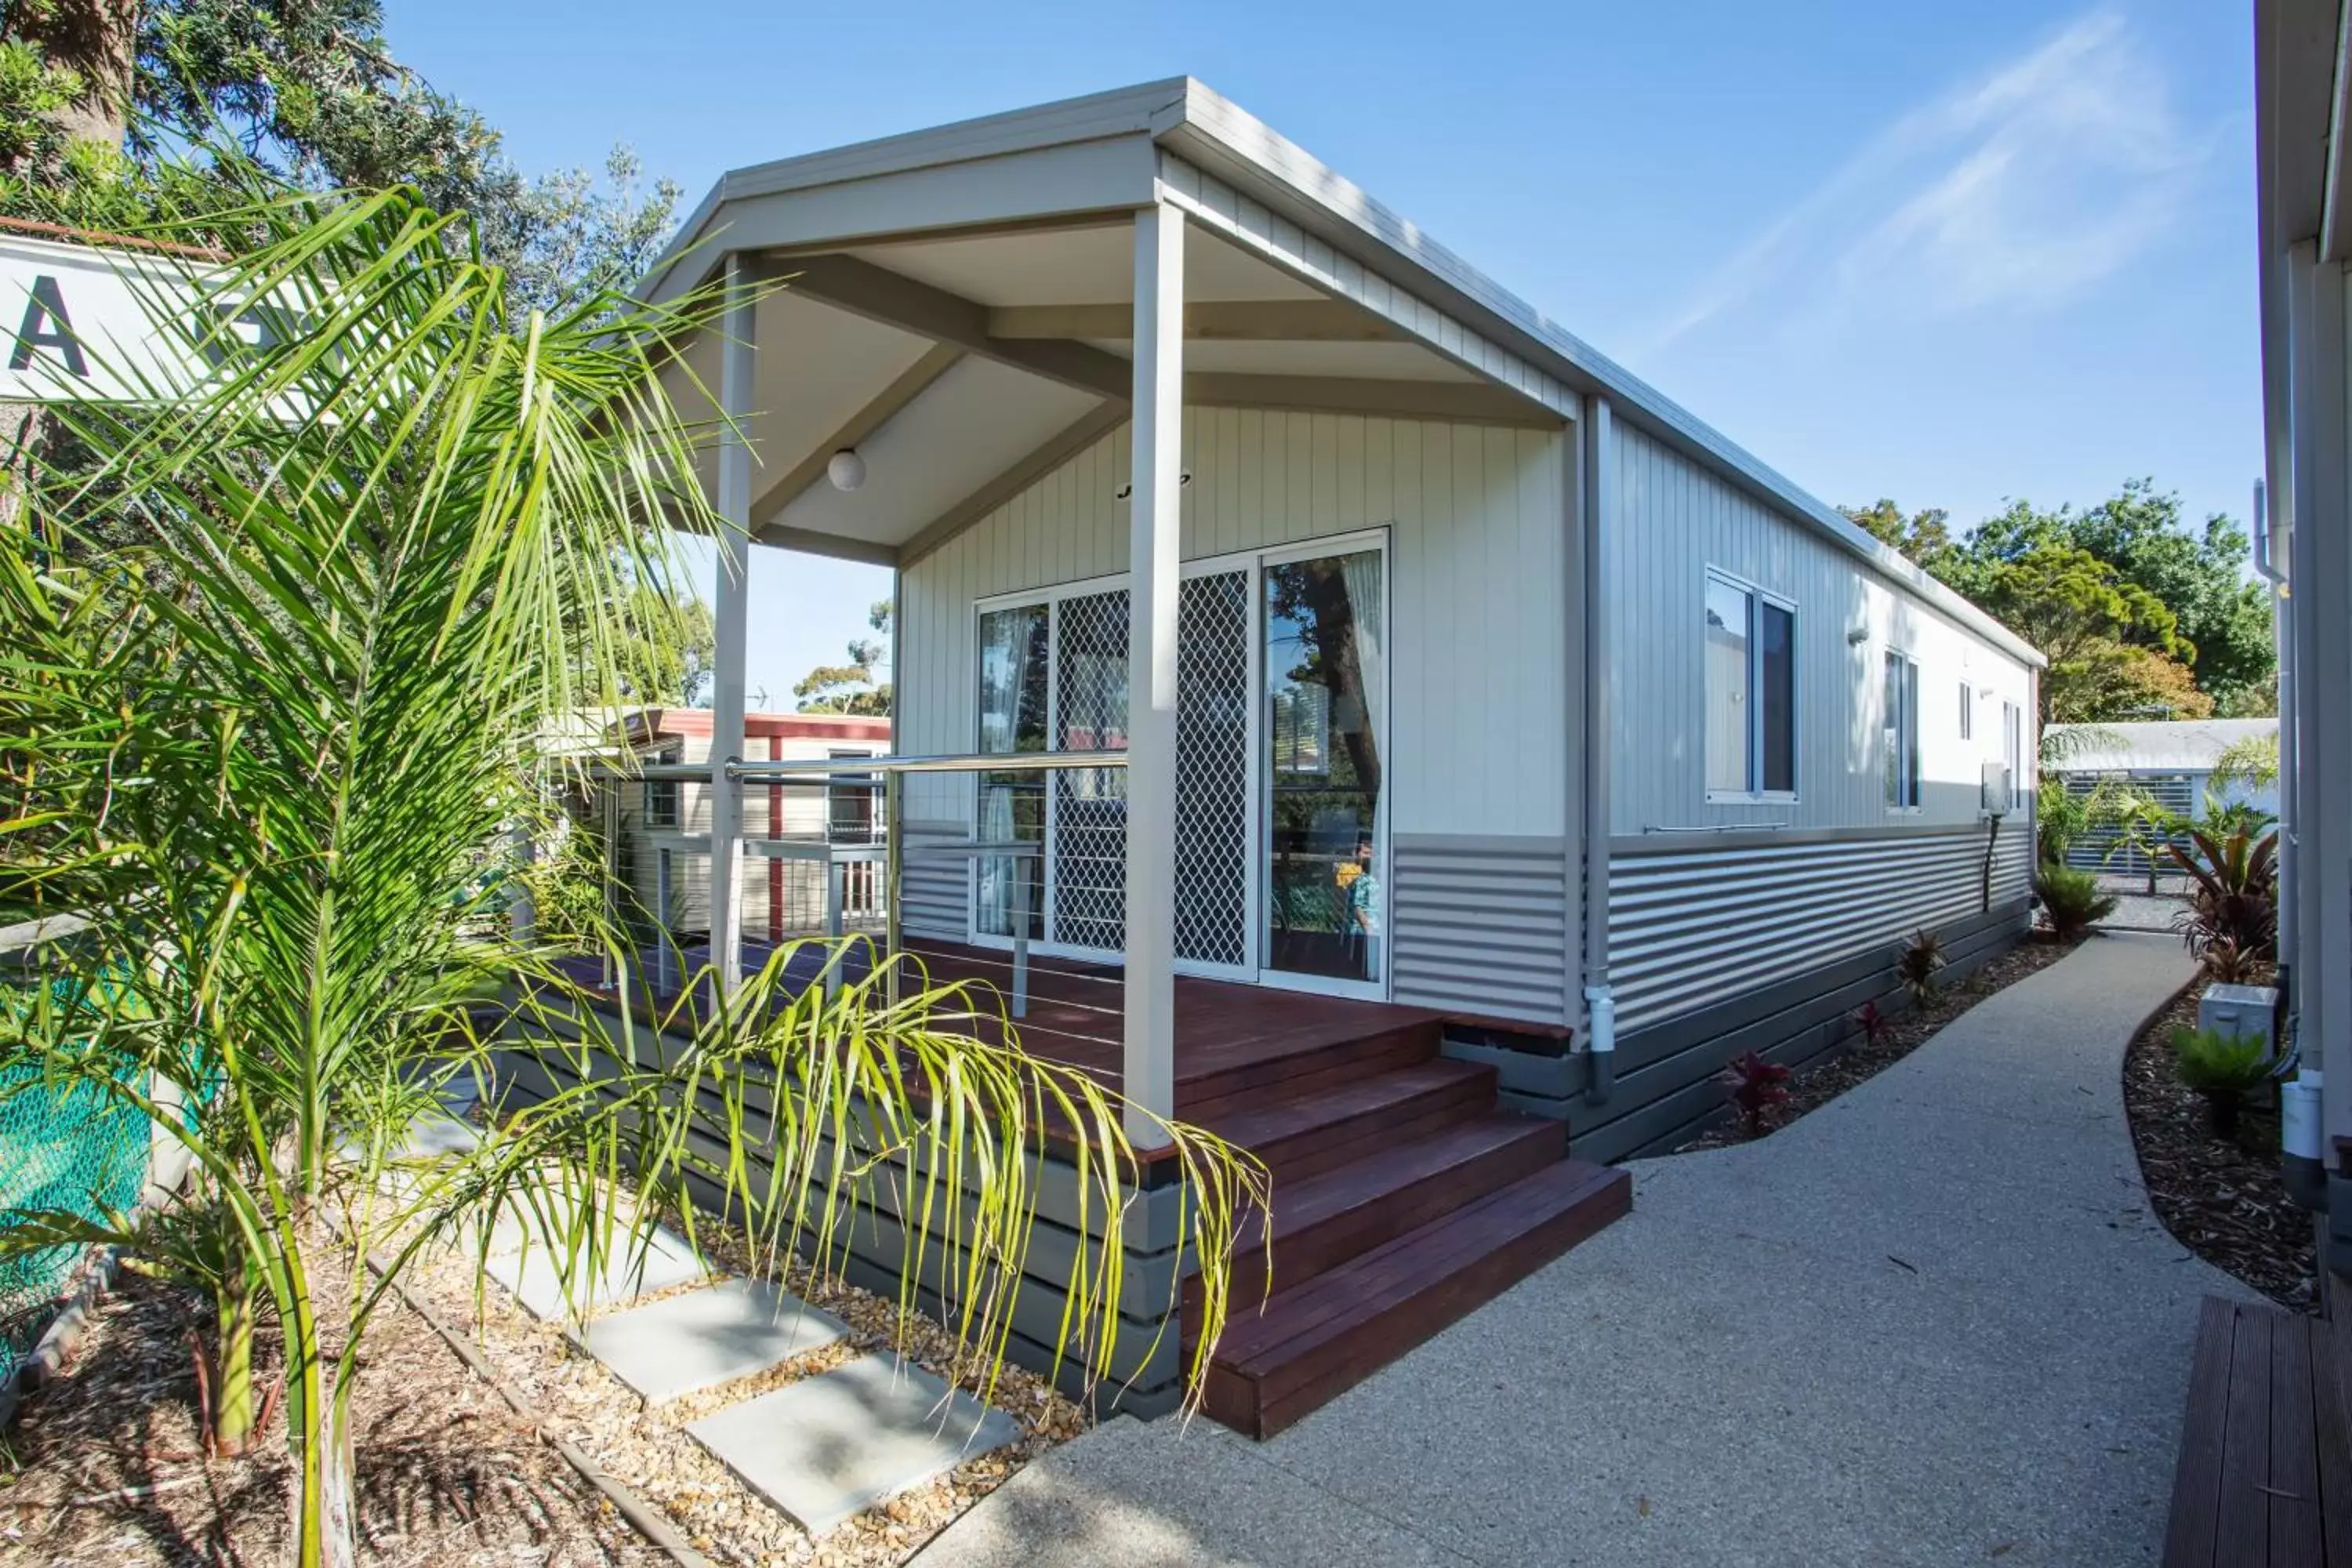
1883, 649, 1922, 812
641, 743, 683, 829
1702, 568, 1800, 804
1958, 681, 1974, 742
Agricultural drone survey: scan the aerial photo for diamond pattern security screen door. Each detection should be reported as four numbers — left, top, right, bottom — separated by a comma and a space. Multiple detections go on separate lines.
972, 571, 1254, 971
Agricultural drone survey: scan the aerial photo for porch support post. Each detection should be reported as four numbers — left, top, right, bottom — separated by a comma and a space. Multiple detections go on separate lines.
1122, 202, 1182, 1146
708, 254, 758, 997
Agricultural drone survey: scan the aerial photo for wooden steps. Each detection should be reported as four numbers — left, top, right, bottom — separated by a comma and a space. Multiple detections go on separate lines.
1185, 1016, 1630, 1439
1203, 1159, 1630, 1438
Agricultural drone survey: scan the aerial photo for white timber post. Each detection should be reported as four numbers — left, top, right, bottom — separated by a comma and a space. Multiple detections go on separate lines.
1122, 202, 1182, 1146
709, 255, 758, 997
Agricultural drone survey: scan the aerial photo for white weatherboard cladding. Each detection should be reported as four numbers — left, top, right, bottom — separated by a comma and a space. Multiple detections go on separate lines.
895, 405, 1570, 870
1605, 423, 2035, 835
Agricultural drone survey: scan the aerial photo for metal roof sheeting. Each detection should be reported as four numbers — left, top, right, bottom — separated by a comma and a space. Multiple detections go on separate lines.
2043, 719, 2278, 775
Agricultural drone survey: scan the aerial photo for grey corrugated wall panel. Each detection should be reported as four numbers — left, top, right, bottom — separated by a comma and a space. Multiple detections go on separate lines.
1391, 833, 1570, 1022
901, 818, 969, 939
1604, 422, 2038, 836
1607, 826, 2031, 1033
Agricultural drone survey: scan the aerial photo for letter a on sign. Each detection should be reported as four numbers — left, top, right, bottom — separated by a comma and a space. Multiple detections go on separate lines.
10, 275, 89, 379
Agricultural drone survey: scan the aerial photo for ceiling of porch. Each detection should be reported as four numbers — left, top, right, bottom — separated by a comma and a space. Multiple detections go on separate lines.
659, 217, 1548, 567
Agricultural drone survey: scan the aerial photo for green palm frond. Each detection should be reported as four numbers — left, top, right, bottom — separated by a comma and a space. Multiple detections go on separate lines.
1, 180, 1257, 1567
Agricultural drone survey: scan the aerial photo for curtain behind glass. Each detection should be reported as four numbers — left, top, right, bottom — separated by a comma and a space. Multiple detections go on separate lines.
978, 604, 1047, 937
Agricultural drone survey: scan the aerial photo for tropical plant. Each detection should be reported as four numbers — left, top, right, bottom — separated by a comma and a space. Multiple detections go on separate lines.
2034, 862, 2118, 940
2201, 796, 2278, 840
2196, 936, 2270, 986
1896, 928, 1946, 1006
2103, 789, 2191, 896
2169, 1026, 2274, 1137
2167, 827, 2280, 968
1850, 999, 1889, 1049
1719, 1050, 1791, 1138
2211, 731, 2281, 793
0, 183, 1260, 1567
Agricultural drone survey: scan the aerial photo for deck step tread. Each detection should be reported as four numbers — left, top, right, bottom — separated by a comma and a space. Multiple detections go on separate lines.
1207, 1158, 1630, 1432
1200, 1059, 1493, 1151
1194, 1113, 1566, 1286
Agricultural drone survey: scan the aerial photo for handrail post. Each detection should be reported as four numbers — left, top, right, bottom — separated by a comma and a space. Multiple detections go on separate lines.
884, 770, 903, 1007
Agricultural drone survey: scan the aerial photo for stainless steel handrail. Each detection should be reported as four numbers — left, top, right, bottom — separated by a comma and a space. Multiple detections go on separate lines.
604, 748, 1125, 1007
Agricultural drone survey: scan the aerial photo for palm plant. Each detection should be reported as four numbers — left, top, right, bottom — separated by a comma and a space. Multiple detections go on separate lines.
2033, 862, 2118, 940
2167, 826, 2280, 970
2103, 789, 2190, 896
2170, 1025, 2273, 1137
0, 184, 1260, 1567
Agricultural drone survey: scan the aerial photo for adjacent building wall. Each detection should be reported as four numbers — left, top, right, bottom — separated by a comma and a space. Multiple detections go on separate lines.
1563, 421, 2038, 1156
895, 407, 1577, 1022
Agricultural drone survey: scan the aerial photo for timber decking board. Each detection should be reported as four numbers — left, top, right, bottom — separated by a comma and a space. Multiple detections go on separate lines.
2163, 1295, 2352, 1567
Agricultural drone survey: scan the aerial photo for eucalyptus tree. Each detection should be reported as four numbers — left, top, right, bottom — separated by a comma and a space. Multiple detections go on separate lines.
0, 182, 1258, 1567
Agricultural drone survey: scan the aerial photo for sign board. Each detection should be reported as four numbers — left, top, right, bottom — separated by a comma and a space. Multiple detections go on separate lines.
1, 230, 230, 404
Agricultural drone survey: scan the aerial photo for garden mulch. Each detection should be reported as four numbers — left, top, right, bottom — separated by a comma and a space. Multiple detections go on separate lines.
0, 1218, 1092, 1568
1676, 928, 2085, 1152
2122, 982, 2315, 1308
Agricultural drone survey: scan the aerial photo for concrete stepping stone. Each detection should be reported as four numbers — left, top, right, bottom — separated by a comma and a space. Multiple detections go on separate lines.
576, 1278, 848, 1402
486, 1222, 706, 1320
686, 1352, 1022, 1535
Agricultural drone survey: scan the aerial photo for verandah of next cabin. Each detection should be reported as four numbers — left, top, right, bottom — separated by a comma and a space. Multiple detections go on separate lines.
526, 78, 2038, 1431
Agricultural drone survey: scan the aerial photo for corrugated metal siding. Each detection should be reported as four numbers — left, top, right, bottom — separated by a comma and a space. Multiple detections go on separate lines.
902, 818, 971, 939
1604, 423, 2036, 834
1390, 834, 1570, 1022
1607, 827, 2032, 1033
896, 408, 1571, 956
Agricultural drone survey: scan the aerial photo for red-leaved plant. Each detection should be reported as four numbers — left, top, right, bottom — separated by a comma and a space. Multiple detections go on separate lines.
1719, 1050, 1792, 1138
1851, 1000, 1889, 1048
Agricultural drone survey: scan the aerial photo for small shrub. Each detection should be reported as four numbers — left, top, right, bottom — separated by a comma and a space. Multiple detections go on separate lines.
1850, 999, 1889, 1048
2034, 862, 2118, 940
1719, 1050, 1791, 1138
1896, 928, 1946, 1006
2170, 1025, 2273, 1137
2169, 827, 2279, 966
2198, 935, 2270, 986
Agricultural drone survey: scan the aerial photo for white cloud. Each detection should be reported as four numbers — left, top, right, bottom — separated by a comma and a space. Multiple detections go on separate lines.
1639, 10, 2209, 360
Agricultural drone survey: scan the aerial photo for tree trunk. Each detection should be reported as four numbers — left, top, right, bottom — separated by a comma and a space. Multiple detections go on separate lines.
16, 0, 137, 154
210, 1268, 256, 1455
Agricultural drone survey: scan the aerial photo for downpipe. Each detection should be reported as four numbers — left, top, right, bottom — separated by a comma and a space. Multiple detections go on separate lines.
1584, 984, 1616, 1105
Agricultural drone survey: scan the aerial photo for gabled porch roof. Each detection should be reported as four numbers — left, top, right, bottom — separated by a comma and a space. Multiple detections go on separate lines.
641, 76, 2039, 666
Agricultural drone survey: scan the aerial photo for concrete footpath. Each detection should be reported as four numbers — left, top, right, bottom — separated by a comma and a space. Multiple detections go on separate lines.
916, 932, 2256, 1568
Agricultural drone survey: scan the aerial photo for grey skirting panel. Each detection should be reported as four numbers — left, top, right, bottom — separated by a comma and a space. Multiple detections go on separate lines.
1544, 896, 2032, 1163
492, 1002, 1195, 1417
901, 819, 971, 942
1606, 823, 2031, 1034
1389, 833, 1571, 1025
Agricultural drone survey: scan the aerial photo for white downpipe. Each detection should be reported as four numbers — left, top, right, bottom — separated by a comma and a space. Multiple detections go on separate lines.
1583, 985, 1616, 1059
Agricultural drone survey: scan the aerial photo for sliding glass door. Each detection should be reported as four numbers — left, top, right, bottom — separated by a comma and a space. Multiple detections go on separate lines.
1262, 546, 1385, 991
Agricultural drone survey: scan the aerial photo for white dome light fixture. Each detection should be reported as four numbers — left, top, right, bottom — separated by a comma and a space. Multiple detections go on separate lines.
827, 448, 867, 492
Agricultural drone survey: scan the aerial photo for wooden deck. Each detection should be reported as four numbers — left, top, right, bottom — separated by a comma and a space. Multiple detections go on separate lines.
2163, 1295, 2352, 1566
564, 936, 1632, 1436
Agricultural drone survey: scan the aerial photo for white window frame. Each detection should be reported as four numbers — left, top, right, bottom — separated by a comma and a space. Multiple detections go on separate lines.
1703, 568, 1800, 804
1884, 649, 1922, 812
641, 743, 683, 829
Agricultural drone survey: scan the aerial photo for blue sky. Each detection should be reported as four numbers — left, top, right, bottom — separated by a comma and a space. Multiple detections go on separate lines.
390, 0, 2258, 706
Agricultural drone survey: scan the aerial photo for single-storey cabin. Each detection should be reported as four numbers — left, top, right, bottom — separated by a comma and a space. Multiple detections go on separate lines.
543, 79, 2046, 1431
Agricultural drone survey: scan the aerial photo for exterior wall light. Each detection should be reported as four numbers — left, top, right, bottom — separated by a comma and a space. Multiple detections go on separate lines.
828, 449, 867, 492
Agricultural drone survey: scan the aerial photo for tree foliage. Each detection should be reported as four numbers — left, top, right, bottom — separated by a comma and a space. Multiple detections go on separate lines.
1845, 478, 2274, 724
796, 597, 893, 715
